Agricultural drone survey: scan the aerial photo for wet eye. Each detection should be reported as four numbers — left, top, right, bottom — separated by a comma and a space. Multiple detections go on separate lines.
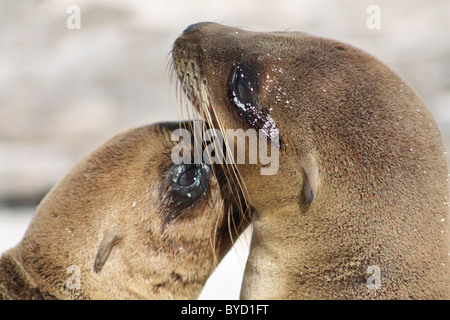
159, 163, 211, 223
229, 63, 279, 139
235, 77, 252, 106
172, 164, 209, 196
231, 66, 255, 109
177, 165, 199, 187
160, 163, 211, 223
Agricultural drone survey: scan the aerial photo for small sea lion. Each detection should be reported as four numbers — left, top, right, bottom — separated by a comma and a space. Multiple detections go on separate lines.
0, 121, 250, 299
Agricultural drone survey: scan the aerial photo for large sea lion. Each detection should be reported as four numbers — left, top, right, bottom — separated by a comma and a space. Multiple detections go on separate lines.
0, 121, 250, 299
172, 22, 450, 299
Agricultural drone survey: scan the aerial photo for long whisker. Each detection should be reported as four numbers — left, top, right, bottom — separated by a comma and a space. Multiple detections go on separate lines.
170, 53, 253, 263
202, 85, 252, 250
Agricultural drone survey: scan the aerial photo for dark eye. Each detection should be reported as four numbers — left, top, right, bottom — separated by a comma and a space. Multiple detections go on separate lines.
229, 63, 279, 139
177, 165, 198, 187
231, 66, 255, 110
235, 77, 252, 106
160, 163, 211, 222
172, 164, 209, 196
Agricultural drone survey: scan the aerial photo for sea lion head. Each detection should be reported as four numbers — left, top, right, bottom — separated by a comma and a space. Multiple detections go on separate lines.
171, 22, 367, 212
172, 22, 449, 299
0, 121, 250, 299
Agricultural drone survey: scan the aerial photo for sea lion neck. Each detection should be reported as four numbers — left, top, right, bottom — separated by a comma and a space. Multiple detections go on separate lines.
0, 249, 58, 300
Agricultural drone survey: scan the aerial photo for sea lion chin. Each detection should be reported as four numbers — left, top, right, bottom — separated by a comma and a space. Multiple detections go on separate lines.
0, 121, 250, 300
172, 22, 450, 299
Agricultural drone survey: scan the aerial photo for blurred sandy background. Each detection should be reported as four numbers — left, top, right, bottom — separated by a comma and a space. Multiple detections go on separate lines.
0, 0, 449, 299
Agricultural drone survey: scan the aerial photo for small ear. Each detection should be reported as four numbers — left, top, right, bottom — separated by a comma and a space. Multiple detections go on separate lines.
94, 233, 120, 273
301, 153, 319, 203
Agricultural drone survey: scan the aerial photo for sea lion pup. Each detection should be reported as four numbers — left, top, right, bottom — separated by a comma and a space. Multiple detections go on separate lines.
0, 121, 250, 300
172, 22, 450, 299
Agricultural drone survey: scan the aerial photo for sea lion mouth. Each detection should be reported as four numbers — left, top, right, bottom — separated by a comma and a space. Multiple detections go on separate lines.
211, 161, 253, 261
170, 22, 216, 122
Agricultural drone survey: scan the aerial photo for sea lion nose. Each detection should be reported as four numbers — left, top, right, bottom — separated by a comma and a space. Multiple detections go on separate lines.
182, 22, 217, 35
183, 23, 198, 34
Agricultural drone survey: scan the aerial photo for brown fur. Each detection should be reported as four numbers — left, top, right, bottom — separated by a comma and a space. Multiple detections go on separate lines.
172, 22, 450, 299
0, 121, 250, 300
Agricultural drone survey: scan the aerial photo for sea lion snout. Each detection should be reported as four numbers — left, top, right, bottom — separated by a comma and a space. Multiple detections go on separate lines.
182, 22, 216, 35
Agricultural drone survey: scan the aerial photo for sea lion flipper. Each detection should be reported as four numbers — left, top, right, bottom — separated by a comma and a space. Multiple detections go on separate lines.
301, 153, 319, 203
